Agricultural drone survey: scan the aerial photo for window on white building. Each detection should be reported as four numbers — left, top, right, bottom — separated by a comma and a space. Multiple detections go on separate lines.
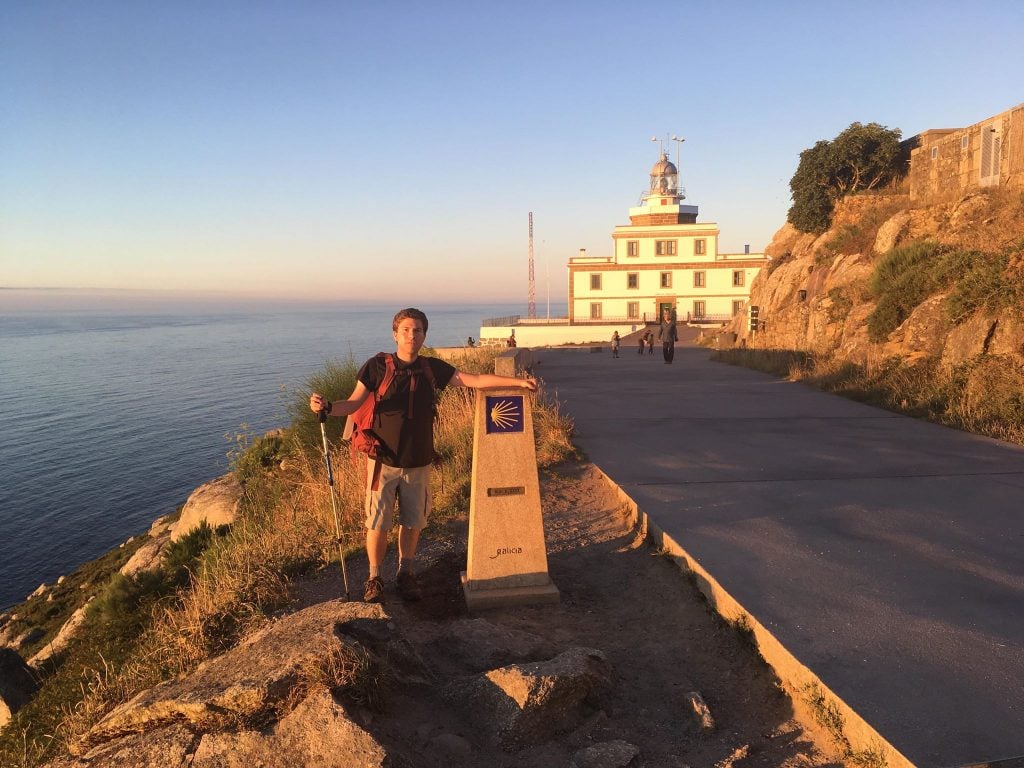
660, 272, 672, 289
732, 270, 745, 287
693, 271, 706, 288
627, 301, 639, 319
732, 300, 744, 316
655, 240, 677, 256
590, 274, 602, 290
626, 240, 639, 257
694, 239, 706, 255
693, 300, 706, 318
627, 272, 639, 289
590, 303, 602, 320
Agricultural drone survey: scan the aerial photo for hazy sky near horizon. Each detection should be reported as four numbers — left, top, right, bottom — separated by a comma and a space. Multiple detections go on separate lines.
3, 1, 1022, 305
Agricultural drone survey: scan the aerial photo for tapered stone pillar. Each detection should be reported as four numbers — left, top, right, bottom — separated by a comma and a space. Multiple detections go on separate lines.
461, 388, 559, 610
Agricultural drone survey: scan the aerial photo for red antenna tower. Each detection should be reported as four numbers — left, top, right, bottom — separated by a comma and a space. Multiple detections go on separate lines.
527, 212, 536, 318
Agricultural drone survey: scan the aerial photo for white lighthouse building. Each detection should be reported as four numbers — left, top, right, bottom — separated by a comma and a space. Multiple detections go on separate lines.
567, 151, 767, 325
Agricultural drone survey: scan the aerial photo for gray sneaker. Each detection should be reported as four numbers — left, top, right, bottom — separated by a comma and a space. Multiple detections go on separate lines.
395, 570, 421, 602
363, 576, 384, 603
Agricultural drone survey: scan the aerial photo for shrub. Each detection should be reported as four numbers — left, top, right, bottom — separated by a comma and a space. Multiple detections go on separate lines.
229, 430, 288, 485
284, 357, 360, 452
945, 244, 1023, 323
826, 288, 853, 324
788, 122, 903, 233
866, 241, 946, 341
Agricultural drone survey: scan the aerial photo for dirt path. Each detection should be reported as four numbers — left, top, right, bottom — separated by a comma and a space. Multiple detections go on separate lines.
295, 461, 842, 767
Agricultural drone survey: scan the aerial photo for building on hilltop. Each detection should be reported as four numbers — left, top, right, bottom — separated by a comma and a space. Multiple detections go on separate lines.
906, 103, 1024, 200
567, 150, 769, 325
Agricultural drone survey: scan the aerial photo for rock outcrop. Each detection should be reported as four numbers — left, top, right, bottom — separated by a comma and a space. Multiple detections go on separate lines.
43, 597, 629, 767
28, 602, 91, 668
119, 514, 175, 577
77, 600, 387, 750
728, 192, 1024, 369
0, 647, 39, 728
169, 474, 241, 542
442, 647, 612, 750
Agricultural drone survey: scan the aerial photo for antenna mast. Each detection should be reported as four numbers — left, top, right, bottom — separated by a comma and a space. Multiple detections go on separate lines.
527, 212, 536, 319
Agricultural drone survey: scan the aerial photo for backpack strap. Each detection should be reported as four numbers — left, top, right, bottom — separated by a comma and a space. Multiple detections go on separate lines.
368, 353, 398, 491
363, 354, 437, 491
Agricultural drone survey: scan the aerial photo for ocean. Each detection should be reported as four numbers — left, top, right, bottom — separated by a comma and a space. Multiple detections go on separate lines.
0, 299, 545, 610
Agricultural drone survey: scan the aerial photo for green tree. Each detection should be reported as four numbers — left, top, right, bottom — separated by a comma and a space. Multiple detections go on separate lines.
788, 122, 903, 234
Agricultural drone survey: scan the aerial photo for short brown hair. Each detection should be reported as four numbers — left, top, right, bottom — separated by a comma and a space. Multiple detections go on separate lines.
393, 307, 428, 334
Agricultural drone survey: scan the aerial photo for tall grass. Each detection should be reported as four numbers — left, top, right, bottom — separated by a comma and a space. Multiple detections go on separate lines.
713, 348, 1024, 446
10, 348, 576, 765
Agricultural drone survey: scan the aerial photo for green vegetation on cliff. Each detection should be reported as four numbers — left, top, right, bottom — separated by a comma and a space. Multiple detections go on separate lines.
788, 122, 904, 234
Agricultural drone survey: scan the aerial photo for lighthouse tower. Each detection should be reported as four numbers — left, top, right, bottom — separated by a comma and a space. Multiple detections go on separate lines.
631, 152, 700, 226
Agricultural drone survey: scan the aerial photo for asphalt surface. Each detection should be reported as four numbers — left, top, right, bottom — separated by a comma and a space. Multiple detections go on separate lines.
534, 341, 1024, 768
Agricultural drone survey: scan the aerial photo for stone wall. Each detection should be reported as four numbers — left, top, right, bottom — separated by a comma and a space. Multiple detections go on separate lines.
909, 104, 1024, 200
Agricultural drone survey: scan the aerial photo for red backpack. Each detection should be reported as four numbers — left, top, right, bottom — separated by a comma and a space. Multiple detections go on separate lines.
342, 353, 437, 489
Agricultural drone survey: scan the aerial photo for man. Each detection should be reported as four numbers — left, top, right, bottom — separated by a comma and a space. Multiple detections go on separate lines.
310, 308, 536, 603
657, 310, 678, 364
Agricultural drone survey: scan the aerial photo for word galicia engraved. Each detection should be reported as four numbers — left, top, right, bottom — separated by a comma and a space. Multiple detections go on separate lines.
487, 486, 526, 497
490, 546, 524, 560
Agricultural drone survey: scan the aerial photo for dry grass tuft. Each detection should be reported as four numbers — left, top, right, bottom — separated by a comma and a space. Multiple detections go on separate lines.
716, 347, 1024, 447
287, 642, 384, 714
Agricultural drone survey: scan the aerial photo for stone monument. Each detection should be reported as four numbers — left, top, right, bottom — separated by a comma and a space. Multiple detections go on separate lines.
461, 388, 559, 610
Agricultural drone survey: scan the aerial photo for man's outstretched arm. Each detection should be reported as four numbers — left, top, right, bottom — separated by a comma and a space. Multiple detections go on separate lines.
451, 372, 537, 391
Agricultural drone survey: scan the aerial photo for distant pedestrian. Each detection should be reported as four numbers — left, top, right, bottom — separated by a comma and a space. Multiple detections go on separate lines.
507, 333, 517, 348
611, 331, 620, 358
637, 333, 645, 355
466, 336, 475, 347
645, 331, 654, 355
658, 310, 678, 364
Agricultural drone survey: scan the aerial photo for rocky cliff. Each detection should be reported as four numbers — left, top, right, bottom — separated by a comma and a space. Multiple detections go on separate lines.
727, 189, 1024, 368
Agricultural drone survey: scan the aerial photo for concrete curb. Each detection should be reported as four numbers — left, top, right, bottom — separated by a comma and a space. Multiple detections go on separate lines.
590, 463, 916, 768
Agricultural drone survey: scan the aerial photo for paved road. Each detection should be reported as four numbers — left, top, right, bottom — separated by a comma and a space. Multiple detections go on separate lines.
534, 343, 1024, 768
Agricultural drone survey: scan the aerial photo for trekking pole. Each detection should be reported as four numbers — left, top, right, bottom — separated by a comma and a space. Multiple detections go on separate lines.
318, 408, 350, 599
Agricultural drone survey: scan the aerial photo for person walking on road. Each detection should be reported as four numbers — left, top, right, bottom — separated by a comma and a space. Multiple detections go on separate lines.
658, 310, 678, 364
611, 331, 620, 358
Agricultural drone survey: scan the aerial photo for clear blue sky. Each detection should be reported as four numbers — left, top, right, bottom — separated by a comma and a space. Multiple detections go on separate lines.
3, 1, 1022, 304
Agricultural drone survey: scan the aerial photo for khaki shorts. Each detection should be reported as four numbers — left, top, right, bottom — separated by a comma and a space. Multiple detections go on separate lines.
364, 462, 431, 531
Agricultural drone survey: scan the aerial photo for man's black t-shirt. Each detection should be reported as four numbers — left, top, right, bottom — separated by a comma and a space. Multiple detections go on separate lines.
356, 354, 456, 468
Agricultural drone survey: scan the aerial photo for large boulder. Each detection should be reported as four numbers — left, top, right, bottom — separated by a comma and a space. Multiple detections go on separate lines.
874, 210, 911, 254
442, 647, 612, 750
0, 647, 39, 728
76, 600, 392, 753
886, 294, 953, 358
191, 689, 388, 767
170, 474, 242, 542
940, 313, 997, 368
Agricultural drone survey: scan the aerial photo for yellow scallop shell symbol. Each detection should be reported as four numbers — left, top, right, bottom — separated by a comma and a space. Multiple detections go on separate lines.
489, 399, 518, 429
